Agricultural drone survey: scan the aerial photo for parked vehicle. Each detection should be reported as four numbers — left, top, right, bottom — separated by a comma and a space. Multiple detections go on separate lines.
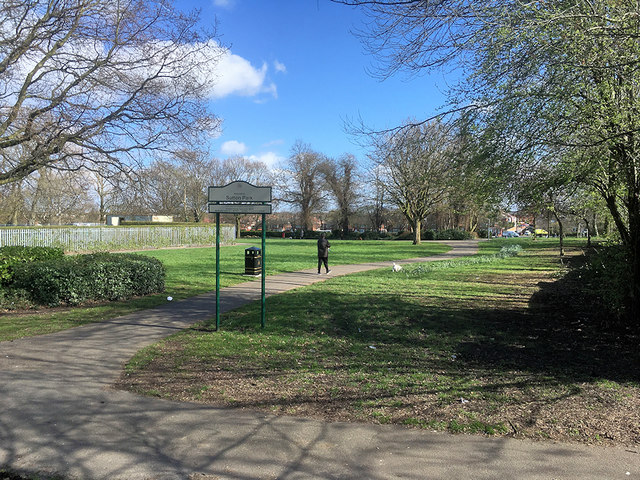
502, 231, 520, 237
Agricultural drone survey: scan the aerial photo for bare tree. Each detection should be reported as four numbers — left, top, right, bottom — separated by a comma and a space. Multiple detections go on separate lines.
362, 165, 387, 233
278, 141, 328, 231
91, 173, 116, 224
107, 172, 148, 216
22, 169, 93, 225
0, 0, 221, 186
321, 153, 360, 237
138, 151, 222, 222
221, 156, 271, 186
113, 153, 273, 227
174, 151, 220, 223
0, 180, 25, 224
143, 160, 184, 217
373, 119, 455, 244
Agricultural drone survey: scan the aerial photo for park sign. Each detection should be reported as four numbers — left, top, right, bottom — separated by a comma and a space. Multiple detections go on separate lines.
207, 181, 272, 214
207, 180, 272, 331
208, 181, 271, 205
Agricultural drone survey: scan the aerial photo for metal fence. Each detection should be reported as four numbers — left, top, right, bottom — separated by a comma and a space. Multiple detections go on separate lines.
0, 225, 236, 252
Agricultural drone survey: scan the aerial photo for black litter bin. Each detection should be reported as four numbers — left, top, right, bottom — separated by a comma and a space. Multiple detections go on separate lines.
244, 246, 262, 275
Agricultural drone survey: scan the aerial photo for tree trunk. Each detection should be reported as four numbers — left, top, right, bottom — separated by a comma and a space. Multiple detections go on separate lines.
583, 217, 592, 248
341, 212, 349, 237
235, 215, 241, 239
301, 210, 312, 232
553, 211, 564, 256
604, 194, 631, 246
413, 218, 422, 244
99, 193, 105, 224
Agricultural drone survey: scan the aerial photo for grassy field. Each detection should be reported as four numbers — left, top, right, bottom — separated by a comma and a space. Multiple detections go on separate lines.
118, 238, 640, 447
142, 238, 451, 298
0, 239, 450, 341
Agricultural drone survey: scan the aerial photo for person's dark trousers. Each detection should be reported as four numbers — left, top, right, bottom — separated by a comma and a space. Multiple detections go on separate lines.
318, 257, 329, 273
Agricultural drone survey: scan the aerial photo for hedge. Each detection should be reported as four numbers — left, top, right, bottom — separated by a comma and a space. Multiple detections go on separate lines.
0, 246, 64, 285
11, 253, 165, 306
394, 229, 473, 241
433, 229, 473, 240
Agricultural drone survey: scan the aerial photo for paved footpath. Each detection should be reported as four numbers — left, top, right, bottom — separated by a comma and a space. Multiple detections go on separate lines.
0, 241, 637, 479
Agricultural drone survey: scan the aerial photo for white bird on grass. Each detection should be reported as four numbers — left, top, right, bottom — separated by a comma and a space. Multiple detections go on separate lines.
392, 262, 403, 272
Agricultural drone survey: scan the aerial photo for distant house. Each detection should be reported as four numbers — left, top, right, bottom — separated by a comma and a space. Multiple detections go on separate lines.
106, 215, 174, 226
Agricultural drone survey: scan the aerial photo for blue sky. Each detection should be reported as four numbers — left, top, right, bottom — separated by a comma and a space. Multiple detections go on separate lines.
183, 0, 451, 167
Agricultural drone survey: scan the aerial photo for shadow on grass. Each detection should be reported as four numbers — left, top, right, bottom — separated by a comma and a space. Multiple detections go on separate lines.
225, 257, 639, 387
457, 257, 639, 384
121, 245, 639, 443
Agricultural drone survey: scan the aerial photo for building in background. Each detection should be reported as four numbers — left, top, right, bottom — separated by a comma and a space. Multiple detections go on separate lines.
106, 215, 174, 226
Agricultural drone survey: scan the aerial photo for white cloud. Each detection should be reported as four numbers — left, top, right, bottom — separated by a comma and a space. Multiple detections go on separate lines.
274, 60, 287, 74
206, 50, 278, 100
5, 28, 273, 104
262, 139, 285, 148
248, 152, 285, 169
221, 140, 247, 155
212, 0, 234, 8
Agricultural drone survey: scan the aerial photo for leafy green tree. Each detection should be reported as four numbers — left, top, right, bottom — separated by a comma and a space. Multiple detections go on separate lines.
338, 0, 640, 323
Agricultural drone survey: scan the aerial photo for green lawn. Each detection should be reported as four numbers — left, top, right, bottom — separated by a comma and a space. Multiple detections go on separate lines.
141, 238, 451, 298
0, 239, 450, 341
119, 238, 640, 446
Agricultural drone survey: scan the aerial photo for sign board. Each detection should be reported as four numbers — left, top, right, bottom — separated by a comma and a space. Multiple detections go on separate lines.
208, 203, 272, 214
208, 180, 272, 330
208, 181, 272, 203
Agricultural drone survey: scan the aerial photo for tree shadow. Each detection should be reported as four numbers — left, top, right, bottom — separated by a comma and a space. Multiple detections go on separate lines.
455, 255, 639, 384
238, 254, 639, 386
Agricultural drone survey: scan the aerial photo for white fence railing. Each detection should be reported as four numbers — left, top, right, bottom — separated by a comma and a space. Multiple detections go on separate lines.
0, 225, 236, 252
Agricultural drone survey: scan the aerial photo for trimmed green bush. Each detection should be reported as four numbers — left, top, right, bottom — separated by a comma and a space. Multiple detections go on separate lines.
434, 229, 473, 240
393, 229, 473, 241
423, 230, 436, 240
394, 231, 414, 241
0, 287, 34, 310
11, 253, 165, 306
0, 246, 64, 285
241, 230, 289, 238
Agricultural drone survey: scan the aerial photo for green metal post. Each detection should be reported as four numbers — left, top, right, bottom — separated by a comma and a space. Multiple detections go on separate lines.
215, 212, 220, 331
261, 212, 266, 328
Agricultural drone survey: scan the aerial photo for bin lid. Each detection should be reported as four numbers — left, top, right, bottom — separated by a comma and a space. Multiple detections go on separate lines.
245, 246, 261, 253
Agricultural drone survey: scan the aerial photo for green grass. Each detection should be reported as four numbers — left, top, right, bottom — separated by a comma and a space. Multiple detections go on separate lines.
0, 239, 450, 341
120, 237, 640, 444
142, 238, 451, 298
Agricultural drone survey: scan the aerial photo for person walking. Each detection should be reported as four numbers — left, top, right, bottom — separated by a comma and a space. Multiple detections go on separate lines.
317, 233, 331, 274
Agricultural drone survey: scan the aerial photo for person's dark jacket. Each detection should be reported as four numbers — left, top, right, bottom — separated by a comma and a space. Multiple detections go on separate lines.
317, 237, 330, 258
